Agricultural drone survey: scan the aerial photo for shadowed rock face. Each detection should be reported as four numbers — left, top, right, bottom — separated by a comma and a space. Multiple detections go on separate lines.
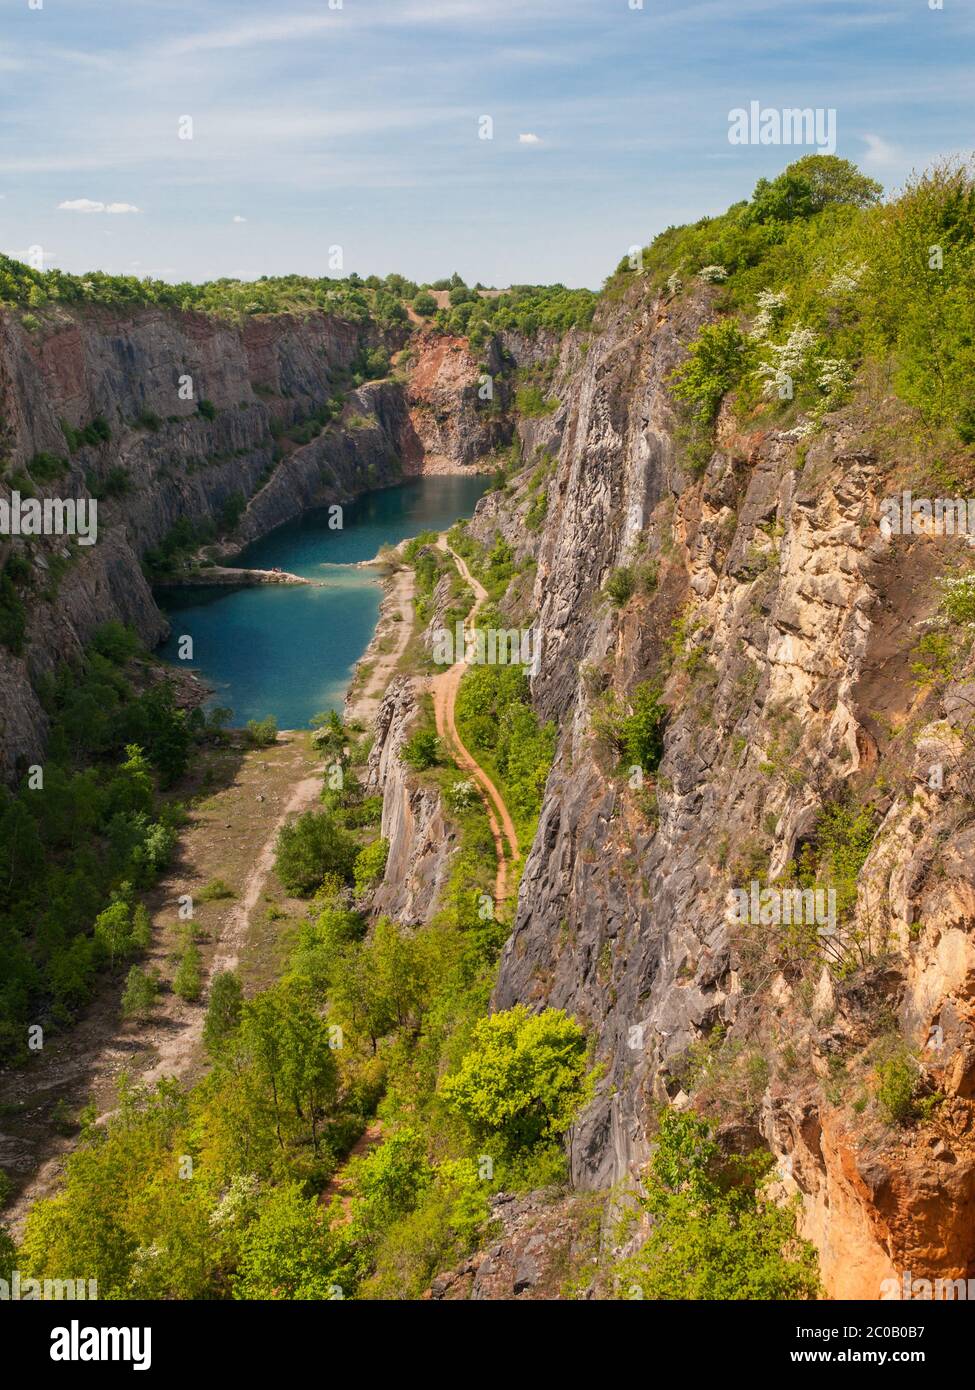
458, 280, 975, 1295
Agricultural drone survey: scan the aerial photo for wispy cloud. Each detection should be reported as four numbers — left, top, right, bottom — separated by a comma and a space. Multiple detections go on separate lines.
860, 133, 903, 172
58, 199, 140, 214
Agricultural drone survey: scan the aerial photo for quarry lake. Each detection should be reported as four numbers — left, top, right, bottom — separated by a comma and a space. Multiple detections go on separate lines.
157, 474, 489, 729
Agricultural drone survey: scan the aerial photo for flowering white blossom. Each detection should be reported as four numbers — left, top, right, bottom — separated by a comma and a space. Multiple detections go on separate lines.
816, 357, 852, 397
666, 272, 683, 296
749, 288, 787, 341
940, 573, 975, 625
827, 262, 867, 296
697, 264, 728, 284
756, 325, 819, 399
209, 1174, 261, 1230
447, 778, 478, 811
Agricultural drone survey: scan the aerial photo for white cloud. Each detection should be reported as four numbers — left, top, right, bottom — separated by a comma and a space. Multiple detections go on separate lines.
861, 133, 902, 172
518, 132, 541, 145
232, 214, 247, 222
58, 198, 140, 214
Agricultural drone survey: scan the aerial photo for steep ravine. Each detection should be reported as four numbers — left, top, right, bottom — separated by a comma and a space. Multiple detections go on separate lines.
0, 307, 501, 781
7, 278, 975, 1299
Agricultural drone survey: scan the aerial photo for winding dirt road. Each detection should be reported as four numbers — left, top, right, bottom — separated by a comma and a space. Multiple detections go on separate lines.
430, 536, 520, 904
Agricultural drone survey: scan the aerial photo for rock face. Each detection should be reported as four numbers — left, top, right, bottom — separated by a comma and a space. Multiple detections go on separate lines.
427, 1190, 601, 1300
463, 279, 975, 1296
402, 332, 509, 472
8, 279, 975, 1297
0, 305, 436, 780
364, 676, 456, 925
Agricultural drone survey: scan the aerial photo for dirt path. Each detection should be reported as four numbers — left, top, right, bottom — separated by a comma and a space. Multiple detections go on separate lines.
320, 1120, 383, 1221
138, 765, 322, 1093
345, 565, 415, 726
0, 735, 322, 1235
430, 536, 520, 903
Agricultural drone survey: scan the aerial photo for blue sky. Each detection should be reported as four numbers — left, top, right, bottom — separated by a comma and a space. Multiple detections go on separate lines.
0, 0, 971, 289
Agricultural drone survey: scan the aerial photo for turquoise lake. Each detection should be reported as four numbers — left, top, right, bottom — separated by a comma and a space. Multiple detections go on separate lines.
156, 474, 489, 729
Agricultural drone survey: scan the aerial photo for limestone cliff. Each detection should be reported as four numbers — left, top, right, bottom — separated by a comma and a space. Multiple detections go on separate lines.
464, 278, 975, 1297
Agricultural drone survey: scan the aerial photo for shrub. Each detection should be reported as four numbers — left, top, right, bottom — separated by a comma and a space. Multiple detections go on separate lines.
120, 966, 160, 1020
173, 943, 202, 1002
524, 490, 548, 533
28, 451, 68, 481
514, 385, 556, 418
353, 837, 389, 893
362, 348, 390, 379
197, 399, 217, 421
232, 1183, 352, 1301
203, 970, 243, 1055
199, 877, 235, 902
412, 291, 437, 317
940, 573, 975, 625
400, 729, 441, 771
604, 566, 636, 607
275, 810, 358, 895
876, 1050, 919, 1124
616, 1108, 820, 1300
593, 681, 667, 774
0, 571, 26, 653
91, 621, 141, 664
246, 715, 278, 747
669, 318, 750, 426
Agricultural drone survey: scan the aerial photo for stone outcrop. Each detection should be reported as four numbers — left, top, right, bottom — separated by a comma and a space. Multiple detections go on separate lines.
364, 676, 456, 925
426, 1189, 602, 1300
403, 332, 510, 472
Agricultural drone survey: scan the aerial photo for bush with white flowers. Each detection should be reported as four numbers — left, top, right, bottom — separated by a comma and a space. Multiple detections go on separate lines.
816, 357, 852, 400
940, 573, 975, 625
446, 778, 478, 811
697, 264, 728, 284
827, 262, 867, 297
756, 325, 819, 399
749, 289, 788, 341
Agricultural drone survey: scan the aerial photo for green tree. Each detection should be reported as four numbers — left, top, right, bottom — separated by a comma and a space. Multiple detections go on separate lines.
93, 899, 133, 969
203, 970, 243, 1055
232, 1183, 351, 1300
353, 837, 389, 893
400, 729, 440, 771
350, 1128, 432, 1229
121, 966, 159, 1020
173, 942, 202, 1002
785, 155, 882, 211
669, 318, 749, 425
440, 1005, 594, 1154
246, 715, 278, 748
